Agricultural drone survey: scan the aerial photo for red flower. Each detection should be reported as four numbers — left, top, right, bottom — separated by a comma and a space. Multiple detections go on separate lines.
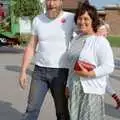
61, 18, 66, 23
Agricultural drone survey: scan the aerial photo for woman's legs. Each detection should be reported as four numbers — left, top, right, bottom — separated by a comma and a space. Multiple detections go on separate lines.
68, 80, 105, 120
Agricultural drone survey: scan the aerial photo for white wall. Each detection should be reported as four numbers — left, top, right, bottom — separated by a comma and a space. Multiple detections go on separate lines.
19, 17, 31, 34
19, 0, 45, 34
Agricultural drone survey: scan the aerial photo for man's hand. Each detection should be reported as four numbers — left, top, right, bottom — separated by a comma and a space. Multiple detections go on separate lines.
19, 72, 28, 89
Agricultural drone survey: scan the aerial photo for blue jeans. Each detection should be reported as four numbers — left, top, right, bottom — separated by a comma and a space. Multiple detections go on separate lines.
21, 65, 69, 120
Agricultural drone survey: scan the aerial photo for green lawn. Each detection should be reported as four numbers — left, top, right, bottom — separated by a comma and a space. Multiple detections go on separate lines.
108, 36, 120, 47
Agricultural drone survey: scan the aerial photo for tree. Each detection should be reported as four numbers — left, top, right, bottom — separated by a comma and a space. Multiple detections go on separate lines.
12, 0, 43, 19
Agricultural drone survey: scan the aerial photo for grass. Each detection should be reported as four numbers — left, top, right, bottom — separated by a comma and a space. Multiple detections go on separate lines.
108, 36, 120, 47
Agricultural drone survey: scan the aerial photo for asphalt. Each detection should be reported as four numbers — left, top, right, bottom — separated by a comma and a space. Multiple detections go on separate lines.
0, 46, 120, 120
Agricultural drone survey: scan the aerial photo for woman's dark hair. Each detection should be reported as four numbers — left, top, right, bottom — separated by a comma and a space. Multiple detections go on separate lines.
74, 3, 100, 32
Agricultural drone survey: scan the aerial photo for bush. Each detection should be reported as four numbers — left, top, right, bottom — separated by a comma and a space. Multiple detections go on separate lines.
19, 34, 31, 46
12, 0, 43, 19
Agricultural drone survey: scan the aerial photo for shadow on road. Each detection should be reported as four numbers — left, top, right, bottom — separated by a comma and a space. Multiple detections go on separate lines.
5, 65, 32, 76
105, 103, 120, 119
0, 101, 22, 120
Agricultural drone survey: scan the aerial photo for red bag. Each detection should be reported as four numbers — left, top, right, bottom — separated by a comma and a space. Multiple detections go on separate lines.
74, 60, 96, 71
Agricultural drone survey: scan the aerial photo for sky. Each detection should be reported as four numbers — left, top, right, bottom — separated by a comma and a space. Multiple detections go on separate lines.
89, 0, 120, 9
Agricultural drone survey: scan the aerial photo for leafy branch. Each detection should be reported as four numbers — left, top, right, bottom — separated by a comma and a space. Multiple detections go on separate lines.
11, 0, 43, 19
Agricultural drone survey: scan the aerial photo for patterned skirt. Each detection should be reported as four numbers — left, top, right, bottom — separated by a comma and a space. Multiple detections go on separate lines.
68, 80, 105, 120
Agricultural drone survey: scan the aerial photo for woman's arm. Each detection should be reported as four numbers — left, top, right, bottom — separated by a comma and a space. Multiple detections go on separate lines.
75, 63, 96, 78
75, 36, 114, 78
93, 37, 114, 77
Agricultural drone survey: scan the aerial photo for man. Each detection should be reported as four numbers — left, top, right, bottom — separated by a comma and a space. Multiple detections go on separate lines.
0, 3, 5, 24
19, 0, 74, 120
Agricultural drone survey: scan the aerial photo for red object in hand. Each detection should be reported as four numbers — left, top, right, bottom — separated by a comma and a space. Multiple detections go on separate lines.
74, 60, 96, 71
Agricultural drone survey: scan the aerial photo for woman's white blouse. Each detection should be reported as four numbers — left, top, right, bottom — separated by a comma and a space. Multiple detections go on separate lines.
67, 35, 114, 95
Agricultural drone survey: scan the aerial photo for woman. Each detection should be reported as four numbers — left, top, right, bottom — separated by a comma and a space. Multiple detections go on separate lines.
97, 20, 120, 109
66, 4, 114, 120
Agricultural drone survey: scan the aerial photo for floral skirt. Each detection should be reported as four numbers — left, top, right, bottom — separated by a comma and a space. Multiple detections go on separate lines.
68, 80, 105, 120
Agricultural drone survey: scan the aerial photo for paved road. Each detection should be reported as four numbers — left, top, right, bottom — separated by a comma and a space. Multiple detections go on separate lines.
0, 47, 120, 120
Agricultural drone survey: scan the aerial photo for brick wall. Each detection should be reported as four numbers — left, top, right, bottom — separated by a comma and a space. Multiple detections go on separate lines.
105, 9, 120, 36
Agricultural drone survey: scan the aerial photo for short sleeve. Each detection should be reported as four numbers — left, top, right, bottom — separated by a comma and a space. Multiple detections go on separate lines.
31, 17, 38, 35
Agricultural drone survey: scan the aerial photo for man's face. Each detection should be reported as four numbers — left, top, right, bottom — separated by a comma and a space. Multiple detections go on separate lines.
45, 0, 63, 18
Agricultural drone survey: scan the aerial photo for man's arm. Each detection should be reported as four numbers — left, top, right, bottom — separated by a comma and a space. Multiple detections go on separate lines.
19, 35, 38, 89
21, 35, 38, 72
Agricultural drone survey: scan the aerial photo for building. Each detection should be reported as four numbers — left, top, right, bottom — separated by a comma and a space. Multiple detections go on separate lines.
104, 5, 120, 36
98, 5, 120, 36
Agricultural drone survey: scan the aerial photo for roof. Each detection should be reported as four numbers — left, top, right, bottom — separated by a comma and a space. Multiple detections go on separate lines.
98, 10, 106, 15
104, 4, 120, 10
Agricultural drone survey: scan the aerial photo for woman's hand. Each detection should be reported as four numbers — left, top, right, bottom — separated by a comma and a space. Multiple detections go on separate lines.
74, 63, 95, 78
75, 63, 89, 77
65, 87, 69, 98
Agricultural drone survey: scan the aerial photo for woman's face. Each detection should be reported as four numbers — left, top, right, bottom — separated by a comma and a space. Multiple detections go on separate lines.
77, 11, 94, 34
